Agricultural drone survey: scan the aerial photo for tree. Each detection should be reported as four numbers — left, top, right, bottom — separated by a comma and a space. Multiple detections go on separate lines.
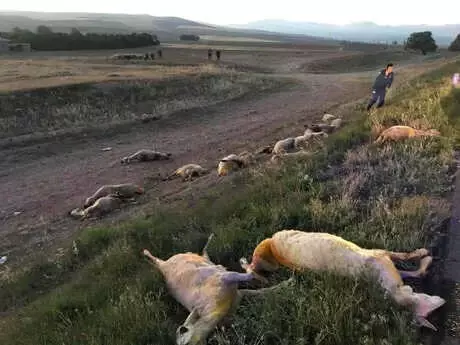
405, 31, 437, 55
36, 25, 53, 35
7, 27, 159, 51
448, 34, 460, 52
70, 28, 83, 36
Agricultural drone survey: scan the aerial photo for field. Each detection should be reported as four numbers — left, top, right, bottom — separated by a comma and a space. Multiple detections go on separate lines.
0, 40, 459, 345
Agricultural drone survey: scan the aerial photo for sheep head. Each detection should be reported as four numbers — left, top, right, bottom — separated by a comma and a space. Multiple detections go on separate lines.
176, 308, 207, 345
240, 238, 280, 276
83, 196, 96, 208
413, 293, 445, 330
217, 161, 230, 176
175, 270, 261, 345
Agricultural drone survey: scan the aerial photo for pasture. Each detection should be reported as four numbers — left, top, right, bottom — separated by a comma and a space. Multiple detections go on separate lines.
0, 38, 458, 345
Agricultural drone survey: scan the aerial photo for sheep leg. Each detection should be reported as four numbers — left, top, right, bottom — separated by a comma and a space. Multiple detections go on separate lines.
238, 276, 295, 297
142, 249, 165, 268
398, 256, 433, 279
374, 135, 385, 144
385, 248, 429, 262
201, 233, 214, 261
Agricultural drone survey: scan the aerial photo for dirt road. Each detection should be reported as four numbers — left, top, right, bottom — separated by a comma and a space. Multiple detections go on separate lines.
0, 61, 446, 263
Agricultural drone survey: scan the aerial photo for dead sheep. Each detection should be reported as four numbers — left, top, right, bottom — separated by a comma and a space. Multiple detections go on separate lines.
322, 112, 337, 123
142, 233, 293, 345
70, 195, 123, 220
272, 138, 297, 155
274, 131, 327, 156
375, 125, 441, 144
240, 230, 445, 331
84, 183, 144, 208
217, 151, 254, 177
306, 123, 337, 134
121, 149, 172, 164
164, 164, 209, 182
330, 118, 343, 128
303, 129, 329, 139
270, 150, 313, 163
255, 145, 273, 155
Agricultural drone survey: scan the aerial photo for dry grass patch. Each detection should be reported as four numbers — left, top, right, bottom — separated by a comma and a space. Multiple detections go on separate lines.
0, 59, 227, 92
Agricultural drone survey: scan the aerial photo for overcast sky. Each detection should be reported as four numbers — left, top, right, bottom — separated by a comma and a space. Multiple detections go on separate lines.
1, 0, 459, 26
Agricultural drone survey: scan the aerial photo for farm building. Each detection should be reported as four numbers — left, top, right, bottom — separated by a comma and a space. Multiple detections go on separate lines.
0, 37, 31, 53
8, 43, 31, 52
0, 37, 10, 52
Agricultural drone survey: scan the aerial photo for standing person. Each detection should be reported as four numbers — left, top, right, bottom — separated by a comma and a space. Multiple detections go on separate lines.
366, 63, 394, 111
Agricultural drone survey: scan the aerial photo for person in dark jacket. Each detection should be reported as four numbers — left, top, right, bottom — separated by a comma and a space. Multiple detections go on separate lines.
366, 63, 394, 111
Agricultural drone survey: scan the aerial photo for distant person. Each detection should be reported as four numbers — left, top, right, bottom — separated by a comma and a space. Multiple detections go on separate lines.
216, 50, 221, 60
157, 49, 162, 58
366, 63, 394, 112
208, 49, 213, 60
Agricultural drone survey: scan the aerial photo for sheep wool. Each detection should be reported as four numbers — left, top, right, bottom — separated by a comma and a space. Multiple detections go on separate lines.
247, 230, 445, 330
375, 125, 440, 144
252, 231, 373, 276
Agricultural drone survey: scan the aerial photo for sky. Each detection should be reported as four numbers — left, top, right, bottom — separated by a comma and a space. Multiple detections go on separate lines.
1, 0, 459, 26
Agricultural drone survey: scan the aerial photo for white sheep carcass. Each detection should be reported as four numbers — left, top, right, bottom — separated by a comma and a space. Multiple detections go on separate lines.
121, 149, 172, 164
217, 151, 254, 177
84, 183, 144, 208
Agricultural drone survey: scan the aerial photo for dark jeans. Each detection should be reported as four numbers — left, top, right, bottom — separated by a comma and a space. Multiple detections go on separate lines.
367, 89, 386, 110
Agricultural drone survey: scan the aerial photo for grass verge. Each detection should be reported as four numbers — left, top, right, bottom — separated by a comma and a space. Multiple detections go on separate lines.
303, 50, 421, 73
0, 67, 287, 139
1, 60, 460, 345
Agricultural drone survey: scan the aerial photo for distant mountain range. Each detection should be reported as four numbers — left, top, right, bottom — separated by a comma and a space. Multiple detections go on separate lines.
230, 20, 460, 46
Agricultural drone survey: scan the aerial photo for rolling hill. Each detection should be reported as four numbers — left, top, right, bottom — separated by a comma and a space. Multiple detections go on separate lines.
0, 11, 336, 44
231, 19, 460, 46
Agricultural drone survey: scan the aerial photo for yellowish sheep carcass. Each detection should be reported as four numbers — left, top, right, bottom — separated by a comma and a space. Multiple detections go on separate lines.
143, 234, 292, 345
241, 230, 445, 331
165, 164, 209, 182
375, 125, 440, 144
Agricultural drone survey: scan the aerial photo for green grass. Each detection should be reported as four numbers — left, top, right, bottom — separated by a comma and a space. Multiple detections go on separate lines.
1, 60, 460, 345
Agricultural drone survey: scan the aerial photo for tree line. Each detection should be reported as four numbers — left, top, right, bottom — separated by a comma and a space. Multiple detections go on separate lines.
0, 26, 160, 51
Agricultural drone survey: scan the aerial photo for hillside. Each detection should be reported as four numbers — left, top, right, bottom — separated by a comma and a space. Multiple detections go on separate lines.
232, 19, 460, 46
0, 11, 335, 44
